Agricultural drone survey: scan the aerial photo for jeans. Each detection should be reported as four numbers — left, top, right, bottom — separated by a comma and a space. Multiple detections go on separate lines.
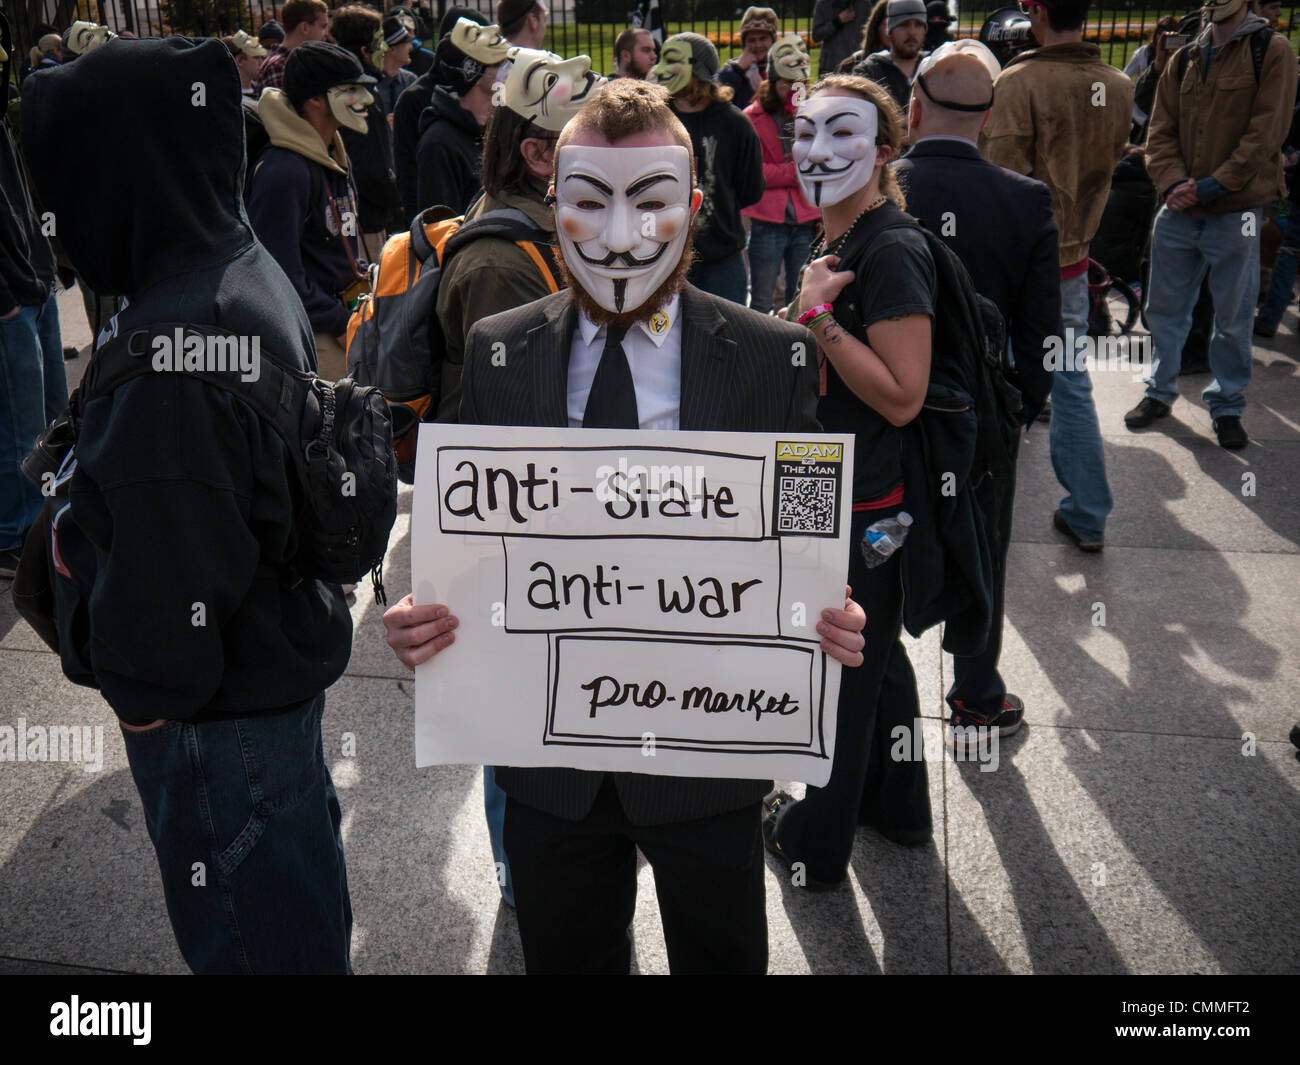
1051, 274, 1112, 541
120, 694, 353, 974
1144, 205, 1260, 417
1257, 213, 1298, 330
770, 504, 927, 883
687, 250, 749, 306
483, 765, 515, 907
747, 220, 816, 314
0, 291, 68, 550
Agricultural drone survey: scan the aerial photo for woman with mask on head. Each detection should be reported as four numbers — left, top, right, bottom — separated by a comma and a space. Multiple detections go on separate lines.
762, 74, 934, 888
741, 34, 820, 315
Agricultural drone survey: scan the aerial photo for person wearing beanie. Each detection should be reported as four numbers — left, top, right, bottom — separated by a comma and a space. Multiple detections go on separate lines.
850, 0, 929, 115
247, 41, 376, 378
741, 34, 818, 314
392, 10, 496, 218
251, 0, 330, 96
717, 6, 778, 109
924, 1, 955, 51
374, 15, 418, 112
389, 5, 436, 76
330, 6, 407, 256
258, 19, 286, 48
498, 0, 547, 50
415, 19, 510, 215
651, 33, 764, 305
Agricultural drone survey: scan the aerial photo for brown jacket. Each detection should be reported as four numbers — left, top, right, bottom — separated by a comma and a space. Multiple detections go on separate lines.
980, 42, 1133, 268
433, 184, 559, 421
1145, 15, 1297, 217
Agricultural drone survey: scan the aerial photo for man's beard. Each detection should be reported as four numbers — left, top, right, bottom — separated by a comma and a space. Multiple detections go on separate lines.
556, 226, 697, 329
894, 37, 922, 60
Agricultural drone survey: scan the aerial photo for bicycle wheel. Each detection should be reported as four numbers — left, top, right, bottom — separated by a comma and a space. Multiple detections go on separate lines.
1104, 280, 1141, 334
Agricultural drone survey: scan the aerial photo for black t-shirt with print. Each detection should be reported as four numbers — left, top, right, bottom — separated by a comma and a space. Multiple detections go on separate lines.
815, 225, 936, 502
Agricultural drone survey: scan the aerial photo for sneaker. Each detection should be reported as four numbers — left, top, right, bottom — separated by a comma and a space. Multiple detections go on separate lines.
946, 694, 1025, 751
1052, 508, 1103, 552
1124, 396, 1171, 429
0, 548, 21, 580
1212, 415, 1248, 450
761, 791, 840, 891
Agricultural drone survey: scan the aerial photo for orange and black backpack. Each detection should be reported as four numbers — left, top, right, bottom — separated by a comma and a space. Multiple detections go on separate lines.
345, 204, 561, 482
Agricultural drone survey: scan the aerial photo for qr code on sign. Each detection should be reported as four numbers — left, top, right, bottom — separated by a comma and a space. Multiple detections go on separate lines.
777, 476, 836, 534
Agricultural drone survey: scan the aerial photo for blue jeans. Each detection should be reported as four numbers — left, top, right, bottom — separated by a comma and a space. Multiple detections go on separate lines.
1257, 213, 1297, 330
0, 291, 68, 549
483, 766, 514, 907
1051, 274, 1112, 541
1144, 205, 1259, 417
687, 250, 749, 306
747, 220, 816, 314
120, 694, 353, 973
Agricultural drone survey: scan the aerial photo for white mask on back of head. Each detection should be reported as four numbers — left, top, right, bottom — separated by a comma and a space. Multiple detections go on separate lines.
792, 95, 879, 208
554, 144, 696, 315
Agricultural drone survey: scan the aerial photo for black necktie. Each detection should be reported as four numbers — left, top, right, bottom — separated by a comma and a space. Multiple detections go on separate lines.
582, 323, 639, 429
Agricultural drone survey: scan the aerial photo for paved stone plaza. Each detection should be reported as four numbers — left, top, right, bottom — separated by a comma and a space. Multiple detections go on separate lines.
1, 285, 1296, 974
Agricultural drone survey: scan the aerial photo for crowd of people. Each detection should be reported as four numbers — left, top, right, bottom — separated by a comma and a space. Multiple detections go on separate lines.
1, 0, 1296, 974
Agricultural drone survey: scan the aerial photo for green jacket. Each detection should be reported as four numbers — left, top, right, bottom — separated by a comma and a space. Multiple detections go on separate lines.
434, 184, 558, 422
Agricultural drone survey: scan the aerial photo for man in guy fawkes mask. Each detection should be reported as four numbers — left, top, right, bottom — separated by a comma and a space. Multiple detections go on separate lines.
436, 77, 868, 975
61, 20, 115, 60
247, 42, 375, 379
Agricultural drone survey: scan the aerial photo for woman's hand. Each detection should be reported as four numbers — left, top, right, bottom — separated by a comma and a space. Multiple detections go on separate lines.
798, 255, 855, 316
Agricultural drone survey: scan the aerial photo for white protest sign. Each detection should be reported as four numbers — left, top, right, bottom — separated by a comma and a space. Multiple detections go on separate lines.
411, 425, 854, 786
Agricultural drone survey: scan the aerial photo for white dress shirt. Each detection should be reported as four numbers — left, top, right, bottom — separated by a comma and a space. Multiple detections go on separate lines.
567, 292, 683, 430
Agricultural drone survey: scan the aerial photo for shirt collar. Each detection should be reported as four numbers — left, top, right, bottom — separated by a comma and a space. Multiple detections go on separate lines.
577, 291, 682, 350
914, 133, 979, 148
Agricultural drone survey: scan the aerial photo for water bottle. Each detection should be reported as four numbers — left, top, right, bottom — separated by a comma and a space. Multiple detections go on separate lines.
860, 511, 913, 568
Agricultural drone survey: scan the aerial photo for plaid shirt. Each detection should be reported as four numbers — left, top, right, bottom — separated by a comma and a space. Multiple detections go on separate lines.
252, 45, 289, 95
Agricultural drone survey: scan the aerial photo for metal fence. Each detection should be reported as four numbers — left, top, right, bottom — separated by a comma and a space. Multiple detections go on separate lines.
8, 1, 1300, 78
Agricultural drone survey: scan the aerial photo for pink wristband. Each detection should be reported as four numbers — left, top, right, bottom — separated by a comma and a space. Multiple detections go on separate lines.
798, 303, 833, 327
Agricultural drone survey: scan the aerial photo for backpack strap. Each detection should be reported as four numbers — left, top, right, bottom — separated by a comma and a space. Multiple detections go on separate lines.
71, 324, 314, 487
442, 206, 562, 289
408, 205, 459, 263
1250, 25, 1272, 84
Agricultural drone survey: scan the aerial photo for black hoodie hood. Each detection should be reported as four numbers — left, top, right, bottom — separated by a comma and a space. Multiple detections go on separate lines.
22, 37, 251, 297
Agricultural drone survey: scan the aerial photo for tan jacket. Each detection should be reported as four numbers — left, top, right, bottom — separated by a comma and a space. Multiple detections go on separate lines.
980, 43, 1133, 268
1145, 15, 1297, 217
434, 184, 558, 422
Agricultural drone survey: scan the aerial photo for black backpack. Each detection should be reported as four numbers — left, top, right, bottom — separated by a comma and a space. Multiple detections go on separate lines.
832, 202, 1022, 655
13, 324, 398, 667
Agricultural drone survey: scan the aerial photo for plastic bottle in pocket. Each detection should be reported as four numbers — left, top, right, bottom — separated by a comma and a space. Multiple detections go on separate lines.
860, 511, 913, 569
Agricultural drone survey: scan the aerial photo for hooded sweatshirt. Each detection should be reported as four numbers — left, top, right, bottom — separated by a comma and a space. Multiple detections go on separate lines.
247, 88, 364, 337
415, 87, 484, 216
20, 37, 352, 725
672, 98, 765, 263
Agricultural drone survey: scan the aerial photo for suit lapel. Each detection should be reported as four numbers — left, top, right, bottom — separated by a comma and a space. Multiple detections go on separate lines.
527, 293, 577, 427
678, 285, 737, 431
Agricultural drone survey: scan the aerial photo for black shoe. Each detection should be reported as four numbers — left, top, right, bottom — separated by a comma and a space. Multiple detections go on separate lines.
63, 345, 79, 361
1253, 319, 1278, 338
0, 548, 21, 580
761, 791, 840, 891
1290, 722, 1300, 749
1052, 509, 1103, 552
947, 694, 1025, 750
1212, 415, 1248, 450
1124, 396, 1172, 429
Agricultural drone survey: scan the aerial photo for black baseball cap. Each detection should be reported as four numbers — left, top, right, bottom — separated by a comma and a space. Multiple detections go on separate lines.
283, 41, 377, 110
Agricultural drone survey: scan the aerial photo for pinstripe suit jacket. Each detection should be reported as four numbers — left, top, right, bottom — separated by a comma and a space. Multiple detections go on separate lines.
461, 283, 820, 825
